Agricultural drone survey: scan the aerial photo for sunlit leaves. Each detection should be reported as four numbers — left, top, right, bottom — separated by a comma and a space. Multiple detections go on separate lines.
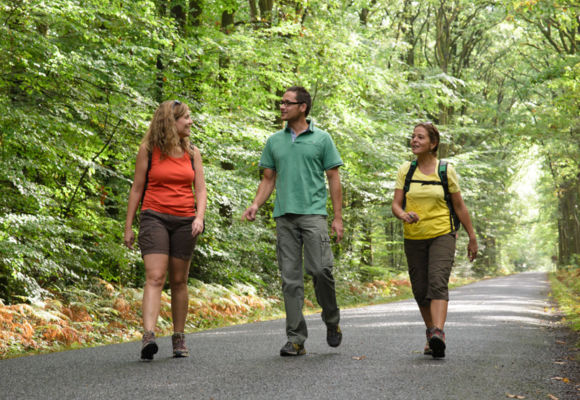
0, 0, 577, 303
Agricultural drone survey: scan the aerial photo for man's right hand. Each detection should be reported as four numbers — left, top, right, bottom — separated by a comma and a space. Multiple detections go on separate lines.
241, 204, 259, 221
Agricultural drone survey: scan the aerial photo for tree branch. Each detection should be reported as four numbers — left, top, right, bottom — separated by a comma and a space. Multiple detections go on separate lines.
61, 117, 123, 218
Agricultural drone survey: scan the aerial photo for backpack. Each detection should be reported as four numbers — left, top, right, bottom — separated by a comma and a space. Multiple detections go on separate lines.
402, 160, 460, 232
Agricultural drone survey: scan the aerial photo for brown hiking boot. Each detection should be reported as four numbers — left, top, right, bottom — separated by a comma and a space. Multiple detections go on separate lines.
172, 332, 189, 358
141, 330, 158, 361
424, 328, 433, 355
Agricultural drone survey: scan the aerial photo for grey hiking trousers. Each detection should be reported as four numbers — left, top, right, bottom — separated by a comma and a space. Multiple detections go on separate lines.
275, 214, 340, 345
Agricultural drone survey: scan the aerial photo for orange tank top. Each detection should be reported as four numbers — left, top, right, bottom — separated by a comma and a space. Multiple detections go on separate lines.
141, 147, 196, 217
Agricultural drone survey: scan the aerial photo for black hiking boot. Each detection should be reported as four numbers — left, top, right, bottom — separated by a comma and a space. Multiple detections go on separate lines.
327, 324, 343, 348
280, 341, 306, 357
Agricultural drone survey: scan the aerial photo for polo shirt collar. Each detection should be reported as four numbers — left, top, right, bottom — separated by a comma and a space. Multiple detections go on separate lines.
284, 119, 314, 135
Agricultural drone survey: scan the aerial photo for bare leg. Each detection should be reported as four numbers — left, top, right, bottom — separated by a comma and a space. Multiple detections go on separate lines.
419, 300, 448, 329
419, 305, 433, 329
430, 299, 448, 330
142, 254, 169, 332
168, 257, 191, 333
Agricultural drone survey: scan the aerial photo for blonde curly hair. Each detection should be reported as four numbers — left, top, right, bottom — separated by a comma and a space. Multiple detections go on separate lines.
142, 100, 194, 158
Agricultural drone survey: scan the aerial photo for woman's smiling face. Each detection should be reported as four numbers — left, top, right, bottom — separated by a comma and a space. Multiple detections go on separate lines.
175, 110, 192, 138
411, 126, 436, 155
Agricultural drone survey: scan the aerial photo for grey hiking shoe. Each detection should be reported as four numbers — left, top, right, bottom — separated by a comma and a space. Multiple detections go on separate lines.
280, 341, 306, 356
140, 330, 158, 361
172, 332, 189, 358
327, 324, 342, 347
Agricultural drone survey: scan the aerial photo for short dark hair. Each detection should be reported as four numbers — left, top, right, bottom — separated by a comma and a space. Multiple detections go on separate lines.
414, 122, 440, 154
286, 86, 312, 117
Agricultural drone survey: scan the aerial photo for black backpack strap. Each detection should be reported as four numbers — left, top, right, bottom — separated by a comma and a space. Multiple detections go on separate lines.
402, 160, 418, 210
438, 160, 460, 232
140, 150, 153, 207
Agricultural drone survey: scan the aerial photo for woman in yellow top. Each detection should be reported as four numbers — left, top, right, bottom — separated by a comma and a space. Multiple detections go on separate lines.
392, 122, 478, 358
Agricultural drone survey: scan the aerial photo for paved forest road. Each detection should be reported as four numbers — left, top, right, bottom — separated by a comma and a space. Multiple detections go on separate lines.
1, 272, 578, 399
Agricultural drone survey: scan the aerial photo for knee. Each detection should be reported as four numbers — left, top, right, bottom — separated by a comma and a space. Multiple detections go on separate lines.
170, 276, 188, 290
146, 274, 166, 289
311, 266, 332, 281
428, 282, 449, 301
281, 277, 304, 297
429, 273, 450, 297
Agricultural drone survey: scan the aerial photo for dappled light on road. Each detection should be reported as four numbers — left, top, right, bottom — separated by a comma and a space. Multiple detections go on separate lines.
0, 272, 575, 400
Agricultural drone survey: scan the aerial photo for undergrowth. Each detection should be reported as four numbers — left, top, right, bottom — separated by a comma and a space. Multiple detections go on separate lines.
549, 265, 580, 336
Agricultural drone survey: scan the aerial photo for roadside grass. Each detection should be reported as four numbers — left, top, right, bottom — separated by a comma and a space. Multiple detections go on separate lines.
548, 265, 580, 344
0, 274, 476, 359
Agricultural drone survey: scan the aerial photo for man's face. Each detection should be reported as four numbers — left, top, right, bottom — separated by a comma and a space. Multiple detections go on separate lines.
280, 91, 306, 122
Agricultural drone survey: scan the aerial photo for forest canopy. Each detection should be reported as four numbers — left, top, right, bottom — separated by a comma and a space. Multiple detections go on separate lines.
0, 0, 578, 304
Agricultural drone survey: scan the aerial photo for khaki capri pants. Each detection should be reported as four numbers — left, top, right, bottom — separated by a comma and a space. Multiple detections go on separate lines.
404, 233, 456, 307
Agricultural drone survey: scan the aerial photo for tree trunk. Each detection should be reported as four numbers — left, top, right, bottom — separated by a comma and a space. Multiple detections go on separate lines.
249, 0, 258, 23
259, 0, 274, 24
189, 0, 203, 27
155, 55, 164, 103
360, 220, 373, 268
219, 10, 235, 83
170, 2, 186, 32
434, 1, 456, 124
558, 175, 580, 266
360, 8, 370, 25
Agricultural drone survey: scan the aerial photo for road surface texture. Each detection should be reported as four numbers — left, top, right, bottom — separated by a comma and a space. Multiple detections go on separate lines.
1, 272, 578, 399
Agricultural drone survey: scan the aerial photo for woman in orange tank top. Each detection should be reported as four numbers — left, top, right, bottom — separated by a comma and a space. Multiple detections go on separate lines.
124, 100, 207, 361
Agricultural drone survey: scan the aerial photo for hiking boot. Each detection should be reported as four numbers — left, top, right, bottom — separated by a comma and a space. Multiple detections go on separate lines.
280, 341, 306, 357
140, 330, 158, 361
424, 328, 433, 355
327, 324, 342, 348
428, 327, 446, 358
172, 332, 189, 358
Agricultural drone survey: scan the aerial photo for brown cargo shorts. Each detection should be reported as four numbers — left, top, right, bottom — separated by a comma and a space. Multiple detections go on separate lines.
138, 209, 197, 260
404, 233, 456, 307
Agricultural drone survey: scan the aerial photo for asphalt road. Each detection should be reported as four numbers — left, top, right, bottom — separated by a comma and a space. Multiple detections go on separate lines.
1, 272, 577, 399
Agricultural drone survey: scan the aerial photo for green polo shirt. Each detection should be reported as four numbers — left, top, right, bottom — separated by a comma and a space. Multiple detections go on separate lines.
259, 120, 343, 218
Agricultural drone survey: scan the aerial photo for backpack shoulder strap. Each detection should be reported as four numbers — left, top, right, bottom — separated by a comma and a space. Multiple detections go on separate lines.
140, 150, 153, 206
438, 160, 460, 232
402, 160, 418, 210
438, 160, 449, 196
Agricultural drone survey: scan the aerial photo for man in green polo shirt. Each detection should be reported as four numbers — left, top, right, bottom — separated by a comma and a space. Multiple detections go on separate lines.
242, 86, 344, 356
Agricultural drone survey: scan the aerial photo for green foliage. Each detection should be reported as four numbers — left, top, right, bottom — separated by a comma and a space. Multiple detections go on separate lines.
549, 266, 580, 334
0, 0, 577, 304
